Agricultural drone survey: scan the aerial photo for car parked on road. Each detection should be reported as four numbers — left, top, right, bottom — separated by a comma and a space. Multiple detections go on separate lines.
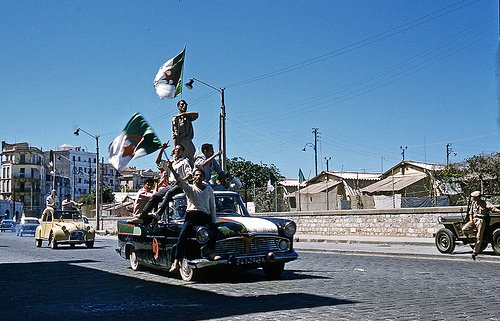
16, 217, 40, 236
35, 209, 96, 249
117, 191, 298, 281
1, 219, 16, 232
435, 194, 500, 255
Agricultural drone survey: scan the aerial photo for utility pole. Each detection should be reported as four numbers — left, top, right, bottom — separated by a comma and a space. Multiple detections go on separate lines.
325, 157, 331, 172
400, 146, 407, 161
313, 128, 319, 176
446, 143, 456, 166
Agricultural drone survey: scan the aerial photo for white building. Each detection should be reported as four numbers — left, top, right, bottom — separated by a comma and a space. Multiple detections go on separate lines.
0, 141, 43, 217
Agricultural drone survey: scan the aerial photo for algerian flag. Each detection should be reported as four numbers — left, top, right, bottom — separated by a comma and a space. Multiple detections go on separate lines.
298, 169, 306, 184
108, 113, 162, 171
153, 48, 185, 99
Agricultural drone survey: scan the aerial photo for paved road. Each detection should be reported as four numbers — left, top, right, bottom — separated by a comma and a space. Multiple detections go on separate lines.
0, 233, 499, 321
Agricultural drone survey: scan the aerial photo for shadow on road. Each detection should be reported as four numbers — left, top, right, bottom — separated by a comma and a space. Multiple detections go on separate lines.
0, 260, 355, 320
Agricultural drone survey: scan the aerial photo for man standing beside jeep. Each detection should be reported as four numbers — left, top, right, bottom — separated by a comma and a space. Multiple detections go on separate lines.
462, 190, 500, 260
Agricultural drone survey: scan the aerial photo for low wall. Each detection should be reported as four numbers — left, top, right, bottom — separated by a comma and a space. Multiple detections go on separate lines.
98, 206, 467, 238
254, 206, 467, 238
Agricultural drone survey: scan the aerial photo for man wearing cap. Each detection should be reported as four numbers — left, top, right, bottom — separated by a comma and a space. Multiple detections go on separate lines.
462, 190, 500, 260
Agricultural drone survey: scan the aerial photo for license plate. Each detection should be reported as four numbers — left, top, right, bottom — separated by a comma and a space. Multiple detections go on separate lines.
235, 256, 266, 266
70, 231, 84, 240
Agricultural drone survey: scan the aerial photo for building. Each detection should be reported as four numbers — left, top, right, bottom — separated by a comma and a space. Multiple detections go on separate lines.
118, 167, 156, 192
47, 144, 120, 201
0, 141, 43, 217
290, 170, 380, 211
360, 160, 453, 209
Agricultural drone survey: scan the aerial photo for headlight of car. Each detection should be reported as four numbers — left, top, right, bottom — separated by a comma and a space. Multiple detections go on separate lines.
278, 239, 289, 251
283, 221, 296, 238
195, 226, 210, 244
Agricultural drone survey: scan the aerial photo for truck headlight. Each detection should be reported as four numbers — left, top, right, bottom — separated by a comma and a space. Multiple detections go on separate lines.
195, 226, 210, 244
278, 239, 289, 250
283, 221, 296, 238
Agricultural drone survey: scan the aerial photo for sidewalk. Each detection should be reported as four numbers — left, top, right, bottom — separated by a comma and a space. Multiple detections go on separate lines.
293, 233, 500, 262
294, 234, 434, 246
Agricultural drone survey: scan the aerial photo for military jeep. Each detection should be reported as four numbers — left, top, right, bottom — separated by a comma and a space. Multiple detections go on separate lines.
434, 194, 500, 255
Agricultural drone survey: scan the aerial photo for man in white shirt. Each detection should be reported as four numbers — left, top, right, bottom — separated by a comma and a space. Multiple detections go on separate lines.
46, 190, 59, 210
167, 162, 218, 272
61, 194, 83, 211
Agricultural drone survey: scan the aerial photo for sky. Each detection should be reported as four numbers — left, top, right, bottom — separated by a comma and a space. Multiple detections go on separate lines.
1, 0, 498, 179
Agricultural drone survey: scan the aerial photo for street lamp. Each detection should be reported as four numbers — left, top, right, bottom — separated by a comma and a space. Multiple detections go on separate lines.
74, 128, 100, 230
303, 128, 319, 176
185, 77, 227, 171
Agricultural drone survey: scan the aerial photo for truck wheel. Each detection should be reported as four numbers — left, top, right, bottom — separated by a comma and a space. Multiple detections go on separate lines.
49, 233, 58, 249
492, 228, 500, 255
85, 241, 94, 248
129, 249, 142, 271
179, 258, 198, 282
435, 228, 455, 254
263, 262, 285, 279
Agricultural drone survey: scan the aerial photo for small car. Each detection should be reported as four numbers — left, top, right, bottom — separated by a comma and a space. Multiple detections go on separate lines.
16, 217, 40, 236
117, 191, 298, 281
435, 194, 500, 255
35, 209, 96, 249
0, 219, 16, 232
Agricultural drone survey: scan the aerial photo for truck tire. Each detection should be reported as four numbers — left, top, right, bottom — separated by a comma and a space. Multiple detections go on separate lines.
492, 228, 500, 255
435, 228, 455, 254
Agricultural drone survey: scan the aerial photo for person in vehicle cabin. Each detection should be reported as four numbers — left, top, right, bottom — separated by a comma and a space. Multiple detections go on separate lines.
166, 161, 218, 273
61, 194, 83, 211
46, 189, 60, 211
127, 178, 155, 221
194, 143, 223, 184
462, 190, 500, 260
128, 142, 170, 223
151, 144, 193, 221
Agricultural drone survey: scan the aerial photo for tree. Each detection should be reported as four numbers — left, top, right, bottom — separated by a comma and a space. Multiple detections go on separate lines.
226, 157, 287, 212
436, 153, 500, 205
77, 185, 115, 205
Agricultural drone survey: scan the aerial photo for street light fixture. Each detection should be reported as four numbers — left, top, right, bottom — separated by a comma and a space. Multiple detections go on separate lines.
303, 128, 319, 176
74, 127, 100, 230
184, 77, 227, 171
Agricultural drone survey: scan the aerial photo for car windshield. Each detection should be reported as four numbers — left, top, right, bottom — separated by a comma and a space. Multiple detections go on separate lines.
54, 211, 82, 221
172, 194, 248, 220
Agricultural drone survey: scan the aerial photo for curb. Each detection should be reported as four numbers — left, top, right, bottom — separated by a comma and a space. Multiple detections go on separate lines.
294, 236, 435, 247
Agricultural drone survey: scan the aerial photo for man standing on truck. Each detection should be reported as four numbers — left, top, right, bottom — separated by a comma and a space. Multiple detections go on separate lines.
462, 190, 500, 260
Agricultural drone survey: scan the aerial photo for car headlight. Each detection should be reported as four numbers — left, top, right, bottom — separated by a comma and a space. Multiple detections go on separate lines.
195, 226, 210, 244
278, 239, 289, 251
283, 221, 296, 238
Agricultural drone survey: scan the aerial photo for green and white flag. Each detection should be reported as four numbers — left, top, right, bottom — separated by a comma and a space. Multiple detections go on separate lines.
153, 48, 185, 99
298, 169, 306, 184
108, 113, 162, 171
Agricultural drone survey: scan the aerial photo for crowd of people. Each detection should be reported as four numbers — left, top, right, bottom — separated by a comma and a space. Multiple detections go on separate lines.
125, 99, 241, 270
127, 99, 241, 225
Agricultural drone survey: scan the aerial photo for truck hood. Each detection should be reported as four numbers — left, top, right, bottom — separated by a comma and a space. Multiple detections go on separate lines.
55, 221, 85, 231
217, 217, 278, 237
